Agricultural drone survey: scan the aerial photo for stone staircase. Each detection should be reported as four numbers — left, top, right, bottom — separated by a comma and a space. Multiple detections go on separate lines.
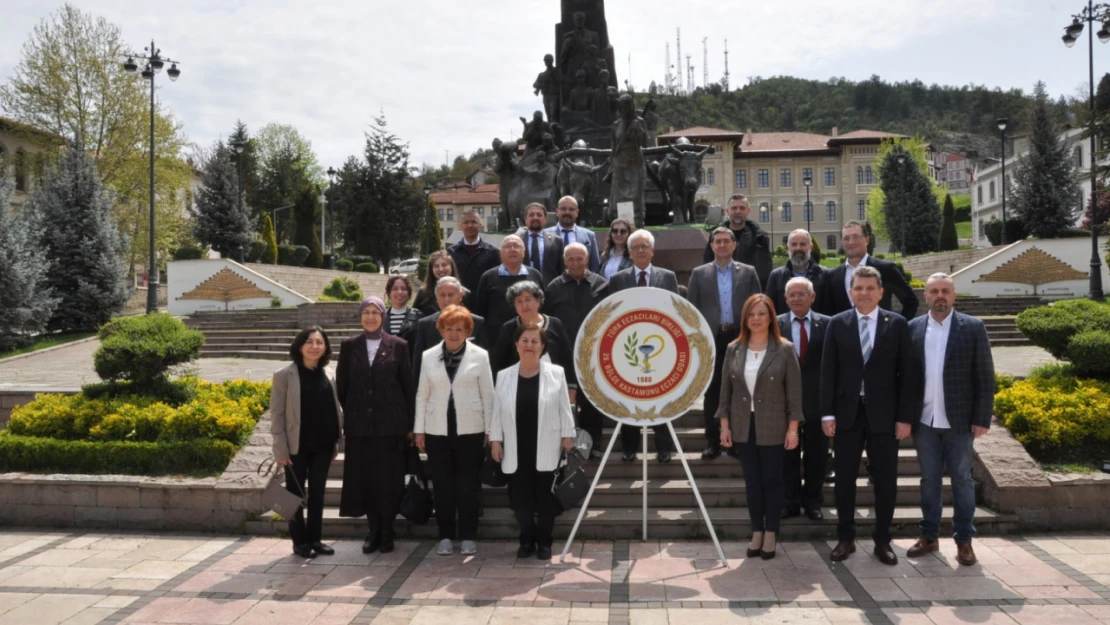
250, 407, 1016, 540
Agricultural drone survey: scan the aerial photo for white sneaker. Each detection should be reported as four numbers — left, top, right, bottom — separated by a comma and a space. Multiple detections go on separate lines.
436, 538, 453, 556
460, 540, 477, 555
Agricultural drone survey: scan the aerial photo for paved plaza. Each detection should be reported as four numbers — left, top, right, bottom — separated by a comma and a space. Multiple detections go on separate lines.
0, 530, 1107, 625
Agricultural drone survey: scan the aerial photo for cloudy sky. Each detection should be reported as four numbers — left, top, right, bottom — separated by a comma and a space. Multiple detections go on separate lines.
0, 0, 1105, 170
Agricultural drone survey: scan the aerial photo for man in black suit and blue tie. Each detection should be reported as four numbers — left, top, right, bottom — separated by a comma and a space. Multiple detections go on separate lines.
820, 265, 918, 566
905, 273, 994, 567
777, 276, 831, 521
827, 221, 919, 319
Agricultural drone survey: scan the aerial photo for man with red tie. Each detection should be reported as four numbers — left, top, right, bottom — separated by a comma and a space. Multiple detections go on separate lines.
776, 277, 831, 521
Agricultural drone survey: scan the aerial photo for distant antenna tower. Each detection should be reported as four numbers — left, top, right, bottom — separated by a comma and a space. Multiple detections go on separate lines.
702, 37, 708, 88
686, 55, 694, 93
676, 28, 683, 95
665, 42, 671, 92
723, 39, 730, 92
627, 53, 632, 93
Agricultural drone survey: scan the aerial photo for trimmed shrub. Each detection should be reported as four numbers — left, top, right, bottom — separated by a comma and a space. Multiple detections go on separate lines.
994, 370, 1110, 462
355, 262, 378, 273
0, 434, 240, 476
93, 314, 205, 386
245, 240, 267, 263
810, 236, 823, 263
1067, 329, 1110, 379
336, 259, 354, 271
773, 245, 787, 257
172, 246, 204, 260
1016, 299, 1110, 360
321, 277, 362, 302
278, 244, 310, 266
983, 216, 1026, 246
995, 372, 1016, 391
81, 378, 197, 405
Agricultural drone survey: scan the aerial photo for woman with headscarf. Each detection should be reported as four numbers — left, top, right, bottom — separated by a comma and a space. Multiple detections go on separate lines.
335, 296, 415, 555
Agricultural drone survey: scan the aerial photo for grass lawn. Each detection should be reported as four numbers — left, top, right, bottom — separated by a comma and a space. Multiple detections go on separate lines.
950, 194, 971, 210
956, 221, 972, 238
1040, 462, 1101, 474
0, 332, 95, 360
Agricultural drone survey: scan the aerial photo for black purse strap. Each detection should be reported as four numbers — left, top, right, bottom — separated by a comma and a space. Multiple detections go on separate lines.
258, 457, 306, 501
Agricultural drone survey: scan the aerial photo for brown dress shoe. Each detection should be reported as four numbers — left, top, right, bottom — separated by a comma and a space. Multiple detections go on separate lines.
830, 540, 856, 561
873, 543, 898, 566
956, 543, 978, 566
906, 538, 939, 558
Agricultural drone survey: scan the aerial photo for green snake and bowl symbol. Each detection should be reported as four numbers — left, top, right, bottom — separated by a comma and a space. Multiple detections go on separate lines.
623, 332, 667, 374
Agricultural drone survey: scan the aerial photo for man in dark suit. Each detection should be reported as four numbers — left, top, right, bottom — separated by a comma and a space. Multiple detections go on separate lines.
777, 276, 831, 520
687, 227, 762, 459
448, 209, 501, 302
411, 277, 487, 382
906, 273, 994, 567
701, 194, 773, 288
472, 235, 544, 348
820, 265, 918, 566
765, 229, 831, 317
545, 196, 601, 273
520, 203, 565, 286
826, 221, 919, 319
609, 229, 679, 462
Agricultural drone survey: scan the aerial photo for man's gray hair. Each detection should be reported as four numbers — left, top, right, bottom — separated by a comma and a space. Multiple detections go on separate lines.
927, 272, 951, 282
505, 280, 545, 307
710, 227, 736, 242
850, 265, 883, 289
784, 276, 814, 295
788, 229, 811, 242
727, 194, 748, 204
628, 229, 655, 248
564, 242, 589, 258
435, 276, 469, 296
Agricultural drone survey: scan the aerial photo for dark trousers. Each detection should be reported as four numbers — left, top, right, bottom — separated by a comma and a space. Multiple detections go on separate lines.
284, 449, 332, 546
784, 421, 829, 512
577, 393, 604, 451
834, 402, 898, 544
703, 327, 739, 446
509, 471, 557, 548
425, 433, 484, 541
735, 413, 786, 533
620, 424, 671, 454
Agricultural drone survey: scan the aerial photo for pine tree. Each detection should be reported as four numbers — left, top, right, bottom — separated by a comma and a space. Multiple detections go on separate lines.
33, 143, 127, 332
1082, 181, 1110, 234
260, 214, 278, 264
421, 198, 443, 255
1012, 82, 1080, 239
192, 143, 252, 259
362, 114, 423, 263
0, 168, 57, 350
939, 194, 959, 251
878, 143, 942, 255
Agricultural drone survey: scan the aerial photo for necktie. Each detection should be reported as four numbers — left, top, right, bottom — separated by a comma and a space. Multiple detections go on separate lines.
563, 229, 572, 245
795, 317, 808, 365
530, 234, 541, 272
860, 316, 872, 363
638, 270, 647, 287
465, 243, 479, 254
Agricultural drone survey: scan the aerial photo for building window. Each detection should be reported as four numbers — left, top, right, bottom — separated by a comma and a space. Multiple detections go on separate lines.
978, 219, 985, 240
759, 202, 770, 223
14, 150, 28, 192
476, 207, 484, 217
1076, 146, 1083, 167
780, 168, 792, 187
438, 208, 445, 221
857, 199, 866, 220
802, 167, 813, 184
827, 234, 837, 250
446, 208, 454, 221
989, 181, 996, 201
707, 167, 715, 186
782, 201, 792, 222
446, 228, 454, 237
803, 201, 813, 223
978, 186, 983, 205
782, 235, 789, 246
856, 166, 864, 184
824, 167, 835, 186
864, 166, 874, 184
735, 169, 747, 188
757, 169, 769, 188
826, 200, 837, 222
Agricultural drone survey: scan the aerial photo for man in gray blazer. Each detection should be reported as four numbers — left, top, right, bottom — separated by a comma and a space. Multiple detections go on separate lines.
906, 273, 994, 567
609, 229, 679, 462
520, 203, 565, 286
545, 196, 601, 273
687, 227, 762, 459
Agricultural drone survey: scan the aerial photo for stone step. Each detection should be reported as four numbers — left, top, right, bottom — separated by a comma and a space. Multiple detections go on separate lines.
319, 476, 950, 508
196, 349, 287, 360
988, 337, 1033, 347
251, 505, 1015, 539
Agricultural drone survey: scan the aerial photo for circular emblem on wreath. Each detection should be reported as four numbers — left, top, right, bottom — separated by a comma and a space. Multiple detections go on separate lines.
574, 287, 715, 426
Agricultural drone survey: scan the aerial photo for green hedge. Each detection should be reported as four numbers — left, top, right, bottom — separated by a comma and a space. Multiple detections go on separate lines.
172, 246, 204, 260
336, 259, 354, 271
1067, 329, 1110, 379
321, 277, 362, 302
94, 314, 204, 386
0, 434, 239, 475
1016, 299, 1110, 361
355, 262, 378, 273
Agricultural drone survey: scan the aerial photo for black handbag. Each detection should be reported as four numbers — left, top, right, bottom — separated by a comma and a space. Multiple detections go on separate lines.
552, 448, 590, 512
399, 447, 433, 525
480, 446, 508, 487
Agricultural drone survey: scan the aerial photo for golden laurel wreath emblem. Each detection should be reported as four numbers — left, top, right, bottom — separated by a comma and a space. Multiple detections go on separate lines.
576, 295, 713, 422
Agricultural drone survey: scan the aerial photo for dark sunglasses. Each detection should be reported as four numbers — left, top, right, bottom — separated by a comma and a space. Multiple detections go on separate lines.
611, 228, 629, 235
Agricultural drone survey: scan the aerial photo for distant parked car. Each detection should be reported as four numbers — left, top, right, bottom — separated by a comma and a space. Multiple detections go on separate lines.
390, 259, 420, 275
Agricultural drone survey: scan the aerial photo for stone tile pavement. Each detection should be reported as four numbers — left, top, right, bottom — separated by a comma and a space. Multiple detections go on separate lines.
0, 530, 1107, 625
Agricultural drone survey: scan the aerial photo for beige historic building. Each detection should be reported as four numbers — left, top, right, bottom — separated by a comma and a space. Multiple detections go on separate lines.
0, 116, 61, 208
657, 126, 906, 252
429, 183, 501, 239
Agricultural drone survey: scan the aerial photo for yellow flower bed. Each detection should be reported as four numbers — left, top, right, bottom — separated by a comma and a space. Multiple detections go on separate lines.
994, 371, 1110, 459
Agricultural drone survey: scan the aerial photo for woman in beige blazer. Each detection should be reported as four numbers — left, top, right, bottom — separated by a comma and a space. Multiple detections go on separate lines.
716, 294, 802, 560
413, 305, 495, 557
271, 326, 344, 559
489, 324, 577, 561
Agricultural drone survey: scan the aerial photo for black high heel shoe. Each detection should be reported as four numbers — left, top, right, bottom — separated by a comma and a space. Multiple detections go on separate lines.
746, 533, 764, 558
760, 534, 777, 560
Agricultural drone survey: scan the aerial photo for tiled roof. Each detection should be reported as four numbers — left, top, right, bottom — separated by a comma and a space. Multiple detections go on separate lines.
431, 189, 500, 205
658, 126, 744, 139
834, 130, 905, 140
739, 132, 833, 152
474, 184, 500, 194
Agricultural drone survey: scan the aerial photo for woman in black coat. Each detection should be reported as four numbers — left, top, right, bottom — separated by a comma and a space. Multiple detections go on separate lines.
491, 281, 576, 403
335, 296, 415, 555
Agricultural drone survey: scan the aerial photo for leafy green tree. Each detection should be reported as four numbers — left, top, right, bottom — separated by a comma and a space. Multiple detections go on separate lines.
32, 144, 128, 331
939, 194, 959, 251
422, 198, 443, 254
228, 120, 261, 219
192, 143, 252, 259
292, 186, 323, 268
1012, 82, 1079, 239
260, 214, 278, 264
0, 166, 56, 350
871, 141, 941, 254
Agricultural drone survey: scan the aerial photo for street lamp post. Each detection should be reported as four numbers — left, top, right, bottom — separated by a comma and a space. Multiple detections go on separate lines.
423, 185, 432, 254
997, 118, 1010, 245
230, 139, 246, 262
123, 41, 181, 314
1062, 1, 1109, 299
327, 167, 337, 268
272, 205, 292, 248
897, 154, 907, 258
803, 173, 812, 234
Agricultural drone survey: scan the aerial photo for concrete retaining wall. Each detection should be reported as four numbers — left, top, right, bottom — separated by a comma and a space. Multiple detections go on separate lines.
246, 264, 392, 300
899, 247, 1000, 280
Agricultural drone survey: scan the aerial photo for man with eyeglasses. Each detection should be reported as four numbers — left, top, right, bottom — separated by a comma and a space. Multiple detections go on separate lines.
701, 194, 773, 288
545, 196, 600, 273
472, 234, 545, 347
827, 221, 918, 319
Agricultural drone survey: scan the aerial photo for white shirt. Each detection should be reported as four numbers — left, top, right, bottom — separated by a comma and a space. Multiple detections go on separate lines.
744, 349, 764, 411
920, 309, 953, 429
365, 336, 382, 366
603, 253, 625, 279
633, 263, 654, 286
844, 253, 871, 301
822, 307, 879, 422
462, 236, 481, 246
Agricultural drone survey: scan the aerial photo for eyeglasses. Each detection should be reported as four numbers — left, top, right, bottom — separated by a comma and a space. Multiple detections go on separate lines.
842, 234, 866, 242
501, 243, 523, 249
629, 244, 652, 252
611, 228, 629, 235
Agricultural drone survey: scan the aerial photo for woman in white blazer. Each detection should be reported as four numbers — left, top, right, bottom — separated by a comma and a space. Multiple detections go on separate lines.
489, 324, 577, 561
271, 326, 343, 559
413, 305, 495, 557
